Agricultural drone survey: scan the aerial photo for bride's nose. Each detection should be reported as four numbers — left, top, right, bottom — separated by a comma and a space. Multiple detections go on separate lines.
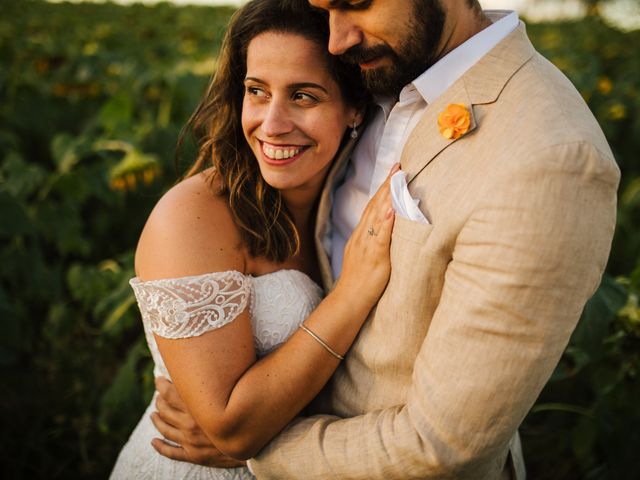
260, 98, 295, 138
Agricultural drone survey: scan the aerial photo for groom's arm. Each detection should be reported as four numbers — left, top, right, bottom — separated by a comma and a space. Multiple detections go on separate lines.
154, 142, 619, 478
248, 142, 619, 479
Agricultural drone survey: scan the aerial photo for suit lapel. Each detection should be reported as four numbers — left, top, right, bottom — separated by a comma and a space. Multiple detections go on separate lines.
314, 134, 359, 290
402, 23, 536, 183
402, 82, 477, 183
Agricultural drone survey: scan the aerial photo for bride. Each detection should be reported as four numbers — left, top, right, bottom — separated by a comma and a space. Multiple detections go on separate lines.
110, 0, 396, 478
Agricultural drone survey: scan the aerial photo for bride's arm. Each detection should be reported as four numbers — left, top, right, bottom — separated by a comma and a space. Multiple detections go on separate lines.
140, 169, 396, 461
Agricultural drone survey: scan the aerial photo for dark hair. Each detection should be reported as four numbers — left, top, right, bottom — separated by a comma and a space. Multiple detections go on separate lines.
180, 0, 367, 263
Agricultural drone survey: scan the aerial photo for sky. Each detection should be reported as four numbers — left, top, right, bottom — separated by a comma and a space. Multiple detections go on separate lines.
47, 0, 640, 30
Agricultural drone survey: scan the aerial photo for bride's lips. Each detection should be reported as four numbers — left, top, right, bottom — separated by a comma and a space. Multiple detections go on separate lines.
259, 141, 309, 166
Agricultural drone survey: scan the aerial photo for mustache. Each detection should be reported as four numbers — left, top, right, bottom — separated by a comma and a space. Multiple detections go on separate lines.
340, 43, 395, 65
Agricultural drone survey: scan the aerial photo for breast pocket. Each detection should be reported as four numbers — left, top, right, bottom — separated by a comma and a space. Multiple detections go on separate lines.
392, 215, 434, 244
389, 215, 434, 283
369, 215, 436, 353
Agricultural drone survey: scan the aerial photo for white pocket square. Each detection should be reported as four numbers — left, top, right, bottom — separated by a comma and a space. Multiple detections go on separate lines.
390, 171, 430, 224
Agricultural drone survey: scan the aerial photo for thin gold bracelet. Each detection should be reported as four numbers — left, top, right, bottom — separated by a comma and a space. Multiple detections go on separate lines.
299, 323, 345, 360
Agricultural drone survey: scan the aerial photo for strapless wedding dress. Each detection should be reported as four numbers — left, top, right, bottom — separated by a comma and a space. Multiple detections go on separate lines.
110, 269, 323, 479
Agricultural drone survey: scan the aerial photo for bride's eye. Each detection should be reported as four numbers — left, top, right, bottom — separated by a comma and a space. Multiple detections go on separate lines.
246, 86, 267, 98
293, 91, 318, 105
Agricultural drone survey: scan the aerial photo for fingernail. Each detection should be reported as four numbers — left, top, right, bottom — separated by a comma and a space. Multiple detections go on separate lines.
386, 207, 395, 219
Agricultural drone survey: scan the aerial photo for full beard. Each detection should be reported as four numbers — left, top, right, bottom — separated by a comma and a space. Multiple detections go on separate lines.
340, 0, 446, 98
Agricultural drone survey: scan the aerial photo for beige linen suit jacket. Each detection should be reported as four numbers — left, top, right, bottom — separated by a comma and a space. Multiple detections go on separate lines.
251, 23, 620, 479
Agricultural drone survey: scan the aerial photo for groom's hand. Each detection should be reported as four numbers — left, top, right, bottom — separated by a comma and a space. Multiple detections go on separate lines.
151, 376, 246, 468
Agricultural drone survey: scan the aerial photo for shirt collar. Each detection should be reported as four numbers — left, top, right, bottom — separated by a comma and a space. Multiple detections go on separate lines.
376, 10, 519, 113
414, 10, 519, 104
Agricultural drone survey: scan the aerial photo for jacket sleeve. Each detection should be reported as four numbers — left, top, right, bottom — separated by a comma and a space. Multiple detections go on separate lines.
250, 142, 619, 479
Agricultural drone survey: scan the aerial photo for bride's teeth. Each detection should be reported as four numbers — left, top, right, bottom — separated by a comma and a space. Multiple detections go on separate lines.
262, 144, 302, 160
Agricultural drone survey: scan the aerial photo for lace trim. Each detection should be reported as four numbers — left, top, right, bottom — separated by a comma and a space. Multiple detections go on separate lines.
130, 271, 250, 339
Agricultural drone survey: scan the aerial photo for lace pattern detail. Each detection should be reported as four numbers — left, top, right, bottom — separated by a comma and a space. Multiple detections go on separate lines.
112, 270, 323, 479
250, 270, 323, 355
130, 271, 250, 339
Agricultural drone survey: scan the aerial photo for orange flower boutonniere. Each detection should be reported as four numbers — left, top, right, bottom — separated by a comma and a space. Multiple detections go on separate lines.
438, 103, 471, 140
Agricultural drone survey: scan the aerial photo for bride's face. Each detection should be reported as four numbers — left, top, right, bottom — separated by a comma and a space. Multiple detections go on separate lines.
242, 31, 359, 197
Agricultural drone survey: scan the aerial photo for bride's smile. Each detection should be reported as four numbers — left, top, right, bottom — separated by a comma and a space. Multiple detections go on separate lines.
241, 31, 360, 197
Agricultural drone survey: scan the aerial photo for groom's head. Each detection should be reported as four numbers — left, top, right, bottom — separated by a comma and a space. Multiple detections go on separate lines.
306, 0, 483, 98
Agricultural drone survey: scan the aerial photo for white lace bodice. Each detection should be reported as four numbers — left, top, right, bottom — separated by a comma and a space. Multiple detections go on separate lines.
110, 269, 323, 480
130, 269, 323, 380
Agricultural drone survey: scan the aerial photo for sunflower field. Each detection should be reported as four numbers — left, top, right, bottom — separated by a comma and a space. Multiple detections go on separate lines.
0, 1, 638, 478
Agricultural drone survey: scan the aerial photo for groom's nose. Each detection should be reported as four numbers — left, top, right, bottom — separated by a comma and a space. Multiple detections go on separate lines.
327, 11, 363, 55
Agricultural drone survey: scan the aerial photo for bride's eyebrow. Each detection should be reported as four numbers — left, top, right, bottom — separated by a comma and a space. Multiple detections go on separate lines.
244, 77, 329, 95
289, 82, 329, 94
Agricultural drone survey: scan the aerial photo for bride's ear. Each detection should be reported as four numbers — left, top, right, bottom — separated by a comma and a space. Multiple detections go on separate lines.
352, 109, 365, 128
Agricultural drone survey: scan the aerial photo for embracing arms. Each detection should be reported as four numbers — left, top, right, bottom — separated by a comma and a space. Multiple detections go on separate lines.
244, 142, 620, 478
137, 168, 397, 461
154, 142, 619, 477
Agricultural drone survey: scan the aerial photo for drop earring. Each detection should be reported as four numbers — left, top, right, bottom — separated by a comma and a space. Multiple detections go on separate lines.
350, 121, 358, 139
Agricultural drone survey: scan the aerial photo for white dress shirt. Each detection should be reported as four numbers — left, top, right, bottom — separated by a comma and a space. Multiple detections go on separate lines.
330, 10, 519, 278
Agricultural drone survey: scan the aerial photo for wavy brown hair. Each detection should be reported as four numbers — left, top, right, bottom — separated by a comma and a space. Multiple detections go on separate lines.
180, 0, 367, 263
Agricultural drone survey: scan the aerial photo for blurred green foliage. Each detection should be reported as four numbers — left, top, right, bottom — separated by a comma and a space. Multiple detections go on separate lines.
0, 1, 637, 479
0, 0, 233, 477
521, 19, 640, 480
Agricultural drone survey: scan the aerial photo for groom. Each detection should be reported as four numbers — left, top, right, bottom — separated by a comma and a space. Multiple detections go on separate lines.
154, 0, 619, 477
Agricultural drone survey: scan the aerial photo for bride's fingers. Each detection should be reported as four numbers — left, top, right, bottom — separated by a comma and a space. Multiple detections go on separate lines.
362, 185, 392, 232
388, 162, 401, 179
376, 207, 395, 238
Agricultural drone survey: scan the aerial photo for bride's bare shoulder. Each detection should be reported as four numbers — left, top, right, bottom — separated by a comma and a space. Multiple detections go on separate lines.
135, 169, 246, 280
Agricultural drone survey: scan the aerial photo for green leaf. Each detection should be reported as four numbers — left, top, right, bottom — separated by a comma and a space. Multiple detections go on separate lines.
50, 133, 94, 173
0, 190, 32, 237
98, 92, 134, 133
571, 417, 598, 471
570, 275, 628, 361
0, 152, 48, 199
99, 289, 137, 333
0, 287, 22, 366
35, 202, 90, 256
98, 338, 151, 434
620, 177, 640, 209
109, 148, 160, 179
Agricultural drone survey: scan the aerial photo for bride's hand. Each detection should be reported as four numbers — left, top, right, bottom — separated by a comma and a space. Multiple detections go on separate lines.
151, 377, 246, 467
335, 163, 399, 311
